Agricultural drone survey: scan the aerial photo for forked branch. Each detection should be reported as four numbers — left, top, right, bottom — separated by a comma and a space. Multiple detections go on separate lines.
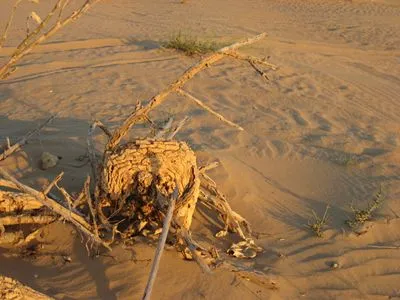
106, 33, 267, 150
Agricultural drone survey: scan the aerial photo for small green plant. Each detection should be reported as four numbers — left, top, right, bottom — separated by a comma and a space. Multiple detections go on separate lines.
346, 186, 385, 228
307, 205, 330, 237
162, 32, 220, 56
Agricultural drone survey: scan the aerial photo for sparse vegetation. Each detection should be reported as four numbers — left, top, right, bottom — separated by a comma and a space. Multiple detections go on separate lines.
162, 32, 221, 56
346, 186, 386, 228
307, 205, 330, 237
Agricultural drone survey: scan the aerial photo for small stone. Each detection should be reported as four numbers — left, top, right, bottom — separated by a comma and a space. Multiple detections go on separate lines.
331, 262, 339, 269
40, 152, 59, 170
33, 274, 39, 279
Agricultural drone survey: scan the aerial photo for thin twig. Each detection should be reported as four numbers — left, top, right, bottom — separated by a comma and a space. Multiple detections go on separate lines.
142, 188, 178, 300
177, 89, 243, 131
177, 227, 212, 274
248, 60, 269, 82
224, 51, 278, 70
84, 176, 99, 238
43, 172, 64, 195
0, 115, 55, 161
87, 120, 110, 184
199, 161, 219, 173
0, 0, 23, 48
167, 116, 189, 140
366, 245, 400, 250
154, 117, 174, 140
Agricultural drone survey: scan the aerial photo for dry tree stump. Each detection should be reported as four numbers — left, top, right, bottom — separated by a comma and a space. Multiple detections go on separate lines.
97, 140, 200, 237
0, 276, 53, 300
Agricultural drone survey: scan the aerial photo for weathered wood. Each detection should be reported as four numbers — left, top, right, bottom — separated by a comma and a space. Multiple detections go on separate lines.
107, 33, 266, 149
0, 190, 43, 212
0, 214, 56, 226
0, 167, 111, 250
177, 89, 243, 131
0, 276, 53, 299
142, 189, 177, 300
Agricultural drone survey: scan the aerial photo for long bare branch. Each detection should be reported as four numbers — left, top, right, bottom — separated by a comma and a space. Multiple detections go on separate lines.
142, 189, 178, 300
107, 33, 267, 149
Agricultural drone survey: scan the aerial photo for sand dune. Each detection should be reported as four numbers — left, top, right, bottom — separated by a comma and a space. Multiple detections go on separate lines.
1, 0, 400, 299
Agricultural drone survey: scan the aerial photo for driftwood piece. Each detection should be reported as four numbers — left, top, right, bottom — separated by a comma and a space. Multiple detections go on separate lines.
0, 167, 111, 250
0, 115, 55, 161
0, 214, 56, 226
0, 276, 53, 300
0, 190, 43, 212
106, 33, 266, 150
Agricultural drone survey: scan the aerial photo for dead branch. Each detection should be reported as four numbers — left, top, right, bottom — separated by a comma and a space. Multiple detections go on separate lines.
177, 89, 244, 131
106, 33, 266, 150
222, 261, 279, 290
0, 115, 55, 161
224, 51, 278, 70
0, 214, 56, 226
43, 172, 64, 195
199, 161, 219, 173
84, 176, 99, 238
166, 116, 189, 140
0, 190, 43, 212
0, 167, 111, 250
248, 60, 269, 82
199, 172, 251, 239
177, 227, 213, 274
142, 189, 178, 300
0, 276, 54, 299
0, 0, 102, 79
0, 179, 19, 190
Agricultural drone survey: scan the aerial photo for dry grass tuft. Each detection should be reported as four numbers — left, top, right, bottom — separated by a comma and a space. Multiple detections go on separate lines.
162, 32, 221, 56
307, 205, 330, 237
346, 186, 386, 228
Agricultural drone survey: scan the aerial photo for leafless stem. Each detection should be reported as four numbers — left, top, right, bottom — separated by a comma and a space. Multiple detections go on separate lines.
0, 115, 55, 161
43, 172, 64, 195
84, 176, 99, 238
142, 189, 178, 300
178, 89, 244, 131
167, 116, 189, 140
0, 0, 23, 48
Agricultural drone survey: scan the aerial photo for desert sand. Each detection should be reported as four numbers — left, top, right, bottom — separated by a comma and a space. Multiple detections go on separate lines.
1, 0, 400, 299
